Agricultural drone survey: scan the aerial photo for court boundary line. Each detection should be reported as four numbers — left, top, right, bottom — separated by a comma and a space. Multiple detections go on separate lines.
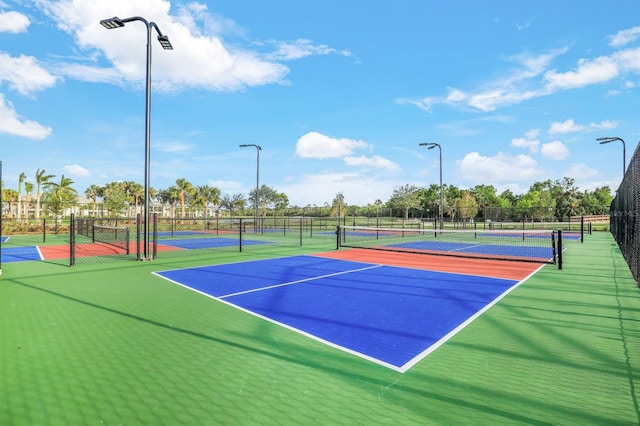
154, 264, 405, 371
401, 263, 545, 372
153, 255, 548, 372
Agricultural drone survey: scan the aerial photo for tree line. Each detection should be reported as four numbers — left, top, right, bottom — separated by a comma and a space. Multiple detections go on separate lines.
1, 170, 613, 221
384, 177, 613, 221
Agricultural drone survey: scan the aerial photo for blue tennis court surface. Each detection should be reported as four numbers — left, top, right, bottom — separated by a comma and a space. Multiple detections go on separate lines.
156, 230, 211, 237
388, 240, 554, 260
1, 246, 42, 263
157, 237, 270, 250
155, 255, 524, 371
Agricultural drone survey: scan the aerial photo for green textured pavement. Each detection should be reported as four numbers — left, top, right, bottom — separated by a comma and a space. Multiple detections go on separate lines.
1, 231, 638, 424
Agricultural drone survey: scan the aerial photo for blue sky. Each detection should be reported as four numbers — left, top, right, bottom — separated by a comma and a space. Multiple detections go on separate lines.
1, 0, 639, 206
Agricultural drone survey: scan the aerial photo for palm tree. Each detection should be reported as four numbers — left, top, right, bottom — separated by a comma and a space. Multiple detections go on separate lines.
157, 186, 181, 218
84, 184, 103, 217
129, 182, 144, 217
194, 185, 221, 218
43, 175, 77, 220
24, 182, 33, 221
175, 178, 194, 218
122, 181, 144, 216
17, 172, 26, 219
3, 189, 18, 218
35, 169, 55, 220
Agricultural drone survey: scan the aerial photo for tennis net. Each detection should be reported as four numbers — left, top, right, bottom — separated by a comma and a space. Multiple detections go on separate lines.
337, 225, 560, 265
93, 224, 130, 254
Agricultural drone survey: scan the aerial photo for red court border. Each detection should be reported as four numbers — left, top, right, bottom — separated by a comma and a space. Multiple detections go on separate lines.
314, 248, 540, 281
39, 242, 182, 260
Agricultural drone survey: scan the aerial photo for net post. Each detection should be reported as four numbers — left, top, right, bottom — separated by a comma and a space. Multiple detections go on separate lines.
42, 219, 46, 243
580, 216, 584, 243
239, 218, 243, 252
557, 230, 563, 270
69, 213, 75, 267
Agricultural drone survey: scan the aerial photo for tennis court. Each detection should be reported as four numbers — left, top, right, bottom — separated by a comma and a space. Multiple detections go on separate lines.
1, 230, 639, 424
1, 246, 42, 263
156, 254, 539, 371
0, 235, 272, 263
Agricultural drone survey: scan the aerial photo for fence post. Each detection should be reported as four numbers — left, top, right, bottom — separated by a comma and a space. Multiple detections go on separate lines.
136, 214, 141, 261
153, 213, 158, 259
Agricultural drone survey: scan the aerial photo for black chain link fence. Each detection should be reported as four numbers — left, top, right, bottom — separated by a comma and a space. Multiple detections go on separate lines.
610, 142, 640, 285
69, 215, 341, 265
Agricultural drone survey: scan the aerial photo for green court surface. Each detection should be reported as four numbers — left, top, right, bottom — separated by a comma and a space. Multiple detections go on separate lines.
1, 232, 638, 424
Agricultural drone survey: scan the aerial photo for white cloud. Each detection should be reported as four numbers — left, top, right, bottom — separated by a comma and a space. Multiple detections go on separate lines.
409, 40, 640, 112
0, 11, 30, 33
0, 94, 52, 139
614, 47, 640, 73
395, 97, 433, 111
279, 172, 398, 206
511, 129, 539, 152
438, 48, 568, 112
608, 26, 640, 48
565, 163, 599, 180
543, 56, 618, 91
296, 131, 369, 159
64, 164, 90, 177
32, 0, 345, 93
541, 141, 569, 160
548, 118, 584, 134
210, 179, 243, 194
549, 118, 617, 134
511, 137, 539, 153
458, 152, 541, 182
344, 155, 400, 171
589, 120, 617, 130
267, 39, 352, 61
516, 17, 535, 32
0, 52, 57, 95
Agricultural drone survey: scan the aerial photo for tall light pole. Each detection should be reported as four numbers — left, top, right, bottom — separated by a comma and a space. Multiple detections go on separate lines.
239, 144, 262, 231
100, 16, 173, 260
419, 142, 443, 229
597, 136, 626, 176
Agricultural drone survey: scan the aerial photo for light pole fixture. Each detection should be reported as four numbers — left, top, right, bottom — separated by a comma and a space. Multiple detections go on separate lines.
419, 142, 443, 229
239, 144, 262, 231
100, 16, 173, 261
597, 136, 626, 176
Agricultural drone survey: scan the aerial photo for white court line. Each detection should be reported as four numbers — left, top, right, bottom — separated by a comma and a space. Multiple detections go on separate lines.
218, 264, 383, 299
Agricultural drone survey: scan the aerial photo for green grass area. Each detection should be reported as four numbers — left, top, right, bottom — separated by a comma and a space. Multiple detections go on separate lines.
1, 231, 638, 424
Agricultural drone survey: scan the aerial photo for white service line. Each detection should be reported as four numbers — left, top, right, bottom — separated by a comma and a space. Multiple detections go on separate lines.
219, 264, 384, 299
